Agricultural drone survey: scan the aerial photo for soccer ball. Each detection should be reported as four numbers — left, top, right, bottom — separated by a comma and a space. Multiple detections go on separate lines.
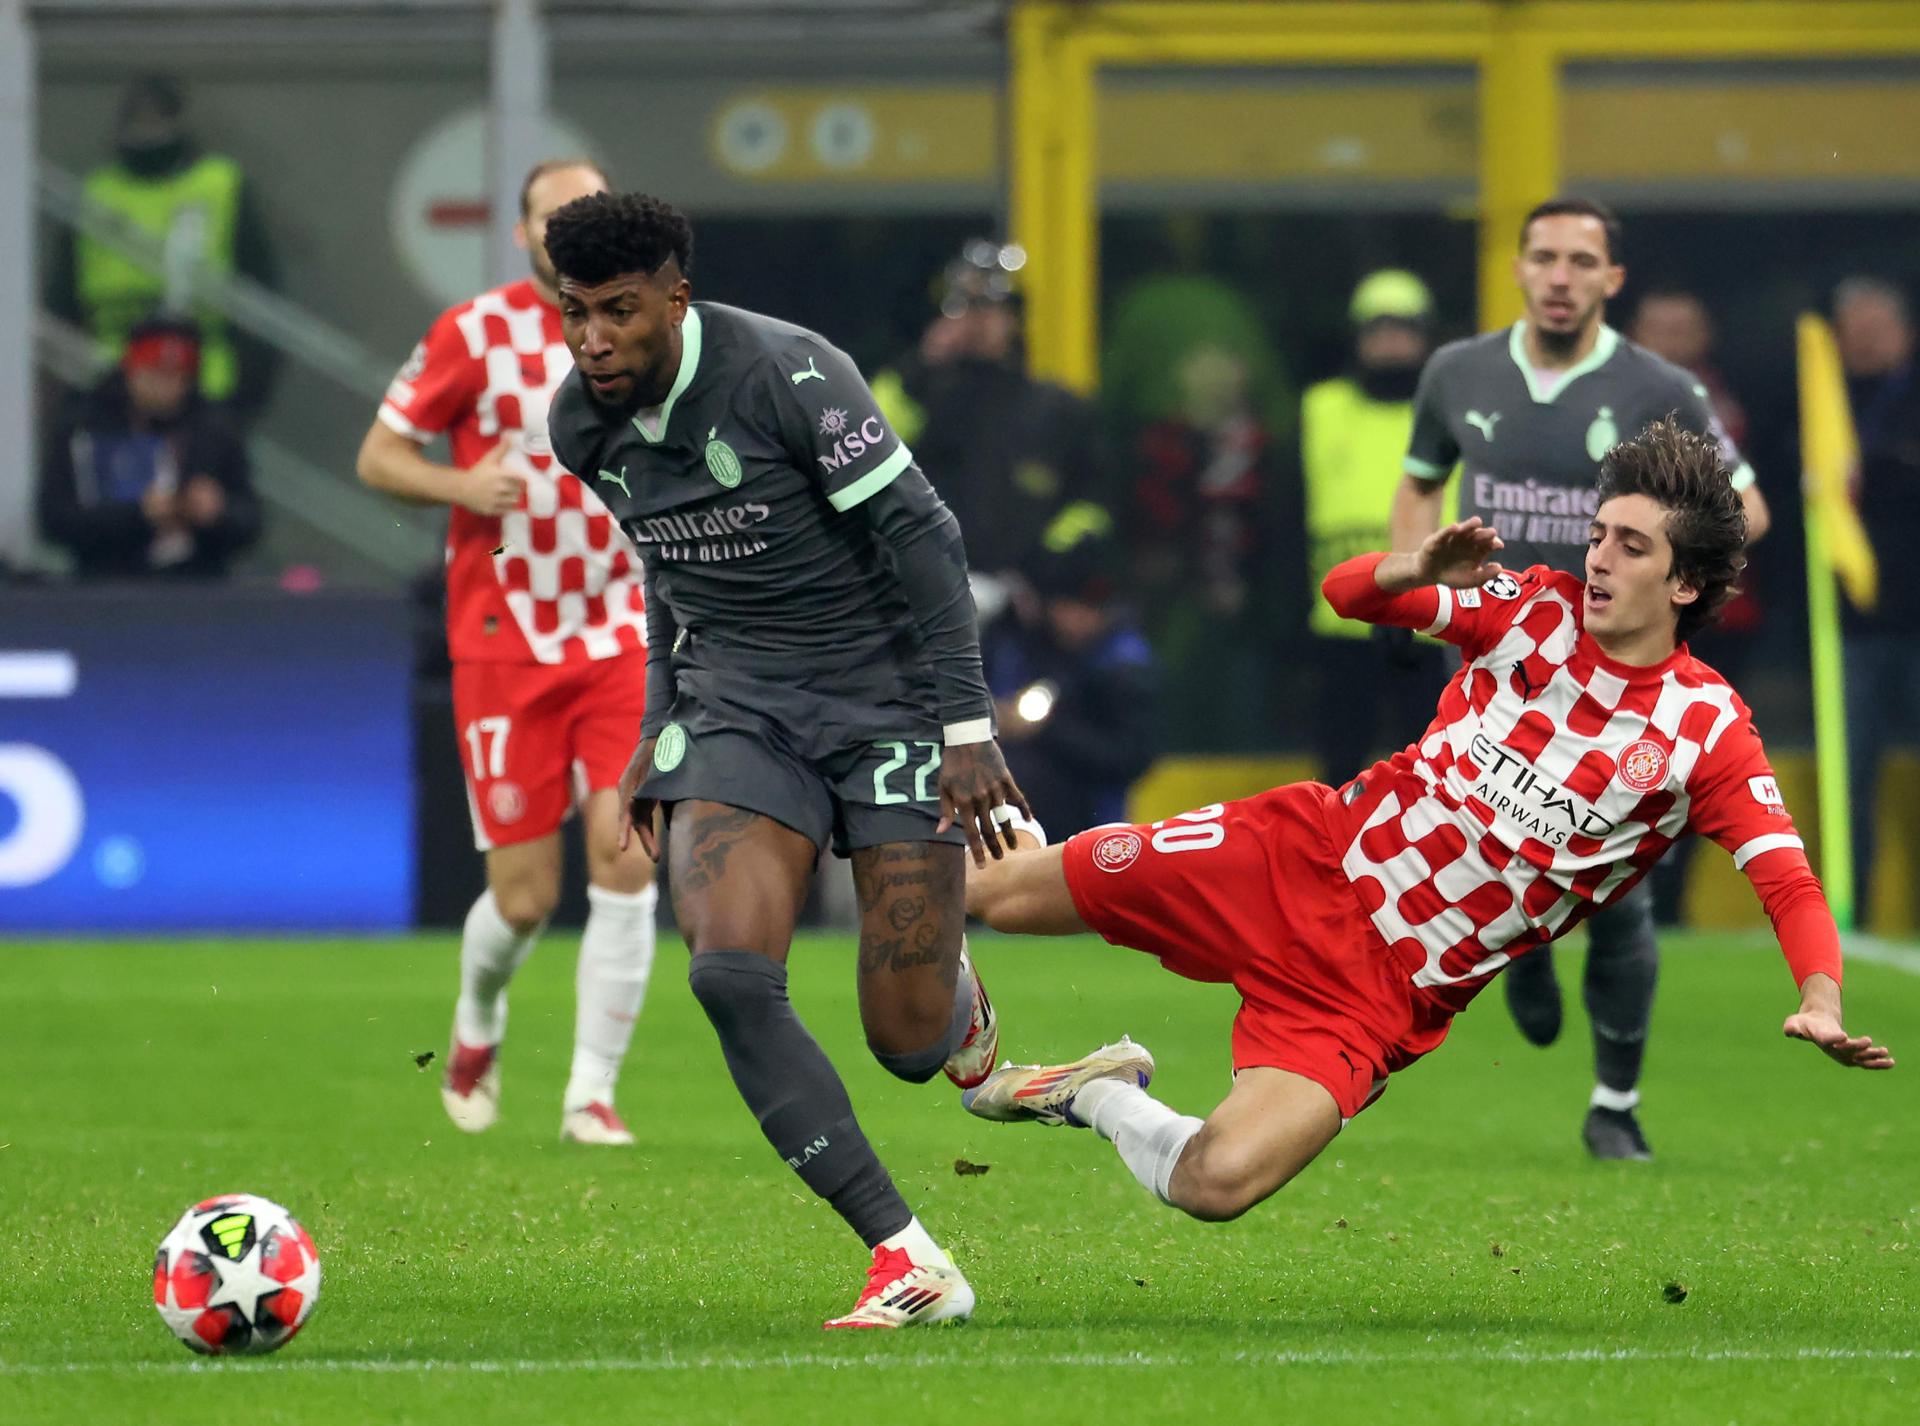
152, 1193, 321, 1355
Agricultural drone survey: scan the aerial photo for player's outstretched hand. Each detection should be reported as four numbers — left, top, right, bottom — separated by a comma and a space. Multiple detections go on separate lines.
936, 740, 1032, 867
616, 735, 662, 861
460, 440, 527, 518
1783, 1008, 1895, 1070
1419, 517, 1506, 589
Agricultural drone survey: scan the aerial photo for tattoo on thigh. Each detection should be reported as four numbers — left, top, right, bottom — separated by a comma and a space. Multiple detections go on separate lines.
853, 842, 965, 980
673, 805, 761, 896
857, 924, 947, 976
853, 842, 934, 914
885, 895, 928, 933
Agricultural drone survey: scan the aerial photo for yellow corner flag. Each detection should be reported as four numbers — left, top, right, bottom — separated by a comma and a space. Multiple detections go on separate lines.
1797, 314, 1878, 610
1795, 314, 1874, 929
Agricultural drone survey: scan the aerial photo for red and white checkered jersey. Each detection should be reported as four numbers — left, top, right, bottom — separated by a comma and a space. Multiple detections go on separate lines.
1321, 557, 1839, 1012
379, 278, 646, 666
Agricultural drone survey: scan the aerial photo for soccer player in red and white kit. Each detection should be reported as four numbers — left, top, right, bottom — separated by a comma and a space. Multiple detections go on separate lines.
960, 420, 1891, 1222
355, 159, 657, 1146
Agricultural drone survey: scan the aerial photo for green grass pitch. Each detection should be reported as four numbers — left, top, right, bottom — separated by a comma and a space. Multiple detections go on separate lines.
1, 930, 1914, 1425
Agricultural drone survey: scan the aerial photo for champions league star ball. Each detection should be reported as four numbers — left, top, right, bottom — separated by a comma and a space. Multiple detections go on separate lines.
152, 1194, 321, 1355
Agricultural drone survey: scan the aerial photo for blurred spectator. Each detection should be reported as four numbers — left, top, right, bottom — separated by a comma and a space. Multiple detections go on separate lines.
1111, 273, 1297, 751
1630, 288, 1763, 924
45, 75, 279, 418
986, 525, 1158, 836
1300, 269, 1449, 784
872, 239, 1108, 623
1629, 289, 1750, 448
38, 315, 260, 578
1834, 276, 1920, 923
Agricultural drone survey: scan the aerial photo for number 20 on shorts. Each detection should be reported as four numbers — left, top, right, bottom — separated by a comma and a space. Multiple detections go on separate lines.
1150, 804, 1225, 853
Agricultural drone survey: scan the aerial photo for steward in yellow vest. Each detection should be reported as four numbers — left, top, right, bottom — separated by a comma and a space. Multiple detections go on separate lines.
1300, 270, 1450, 782
47, 77, 278, 414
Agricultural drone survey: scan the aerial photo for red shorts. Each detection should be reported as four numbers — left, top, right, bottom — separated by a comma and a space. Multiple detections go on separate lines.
451, 655, 647, 850
1061, 782, 1453, 1120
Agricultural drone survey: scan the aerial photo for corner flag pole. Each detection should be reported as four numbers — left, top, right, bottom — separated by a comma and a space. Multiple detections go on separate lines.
1795, 314, 1878, 930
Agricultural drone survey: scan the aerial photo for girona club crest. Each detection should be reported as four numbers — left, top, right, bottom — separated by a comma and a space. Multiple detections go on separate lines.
1616, 740, 1669, 793
488, 781, 527, 824
1091, 830, 1143, 873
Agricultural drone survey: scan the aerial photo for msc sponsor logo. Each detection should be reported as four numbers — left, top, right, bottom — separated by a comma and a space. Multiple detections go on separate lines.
1616, 739, 1670, 793
1091, 829, 1143, 873
816, 414, 889, 472
1468, 732, 1616, 847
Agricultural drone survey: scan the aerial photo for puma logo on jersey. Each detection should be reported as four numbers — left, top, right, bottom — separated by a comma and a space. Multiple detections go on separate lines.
597, 466, 631, 497
1466, 410, 1502, 442
790, 357, 825, 385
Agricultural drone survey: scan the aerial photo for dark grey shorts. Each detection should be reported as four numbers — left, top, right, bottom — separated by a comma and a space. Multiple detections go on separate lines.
640, 660, 966, 857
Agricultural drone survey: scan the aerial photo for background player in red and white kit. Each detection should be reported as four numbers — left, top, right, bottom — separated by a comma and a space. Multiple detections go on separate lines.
959, 420, 1890, 1224
355, 159, 657, 1146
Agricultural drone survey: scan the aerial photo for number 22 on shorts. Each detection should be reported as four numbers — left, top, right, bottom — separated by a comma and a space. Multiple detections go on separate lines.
871, 740, 941, 805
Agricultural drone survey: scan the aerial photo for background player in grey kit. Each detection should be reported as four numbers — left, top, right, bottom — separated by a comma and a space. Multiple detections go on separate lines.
1388, 197, 1771, 1161
540, 191, 1031, 1330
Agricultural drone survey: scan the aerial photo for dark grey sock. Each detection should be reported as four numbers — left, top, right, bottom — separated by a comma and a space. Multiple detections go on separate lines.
1583, 886, 1659, 1094
688, 949, 911, 1248
870, 964, 974, 1084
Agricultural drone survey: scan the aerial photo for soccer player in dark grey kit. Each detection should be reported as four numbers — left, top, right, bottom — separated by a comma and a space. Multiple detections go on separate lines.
1389, 197, 1771, 1161
539, 191, 1031, 1329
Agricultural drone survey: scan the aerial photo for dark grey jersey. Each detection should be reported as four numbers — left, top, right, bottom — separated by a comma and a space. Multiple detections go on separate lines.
1404, 323, 1754, 575
548, 302, 957, 682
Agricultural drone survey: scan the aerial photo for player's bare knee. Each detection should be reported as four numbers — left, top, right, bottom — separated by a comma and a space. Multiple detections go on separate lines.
862, 1003, 954, 1077
1170, 1143, 1278, 1223
492, 883, 557, 935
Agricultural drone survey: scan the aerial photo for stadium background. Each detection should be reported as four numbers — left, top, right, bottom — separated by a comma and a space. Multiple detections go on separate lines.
4, 0, 1919, 934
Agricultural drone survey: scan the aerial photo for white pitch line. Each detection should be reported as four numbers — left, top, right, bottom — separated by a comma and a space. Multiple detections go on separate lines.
3, 1345, 1914, 1377
1842, 933, 1920, 979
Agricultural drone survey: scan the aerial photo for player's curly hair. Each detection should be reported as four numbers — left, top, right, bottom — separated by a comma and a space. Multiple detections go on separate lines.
1594, 417, 1748, 641
543, 191, 694, 286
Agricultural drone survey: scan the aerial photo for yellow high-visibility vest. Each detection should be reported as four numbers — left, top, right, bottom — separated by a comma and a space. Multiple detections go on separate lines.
1302, 376, 1432, 639
76, 154, 244, 399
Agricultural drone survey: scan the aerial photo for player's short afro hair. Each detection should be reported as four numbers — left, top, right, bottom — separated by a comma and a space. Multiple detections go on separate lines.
543, 191, 694, 287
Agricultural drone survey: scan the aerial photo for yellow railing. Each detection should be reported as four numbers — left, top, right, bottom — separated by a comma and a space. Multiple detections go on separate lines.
1010, 0, 1920, 392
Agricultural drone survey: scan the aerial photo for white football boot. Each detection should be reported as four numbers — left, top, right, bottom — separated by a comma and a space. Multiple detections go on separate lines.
942, 949, 1000, 1090
560, 1101, 636, 1146
441, 1039, 501, 1133
822, 1245, 975, 1330
960, 1036, 1156, 1126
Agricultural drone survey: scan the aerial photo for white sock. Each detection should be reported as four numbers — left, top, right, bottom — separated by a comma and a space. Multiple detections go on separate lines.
1590, 1084, 1640, 1112
454, 890, 541, 1047
1072, 1078, 1204, 1205
879, 1215, 951, 1268
564, 883, 658, 1111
